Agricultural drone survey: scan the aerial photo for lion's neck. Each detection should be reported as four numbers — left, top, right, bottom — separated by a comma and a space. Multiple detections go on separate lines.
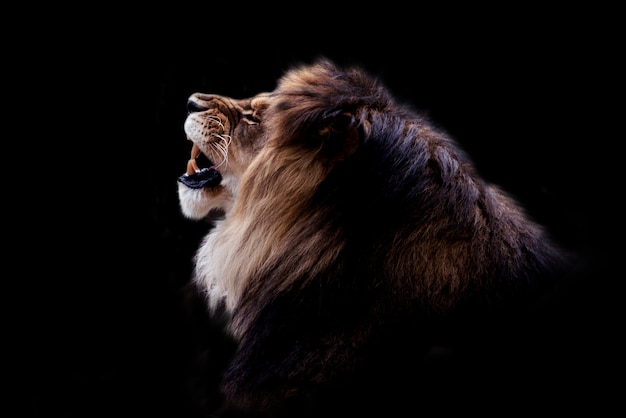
195, 147, 339, 320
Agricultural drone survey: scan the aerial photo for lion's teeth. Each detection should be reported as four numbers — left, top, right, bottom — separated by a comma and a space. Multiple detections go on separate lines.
186, 159, 200, 176
191, 144, 201, 159
186, 144, 202, 175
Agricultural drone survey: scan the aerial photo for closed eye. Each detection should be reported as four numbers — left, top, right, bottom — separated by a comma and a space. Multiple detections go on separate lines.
242, 112, 260, 125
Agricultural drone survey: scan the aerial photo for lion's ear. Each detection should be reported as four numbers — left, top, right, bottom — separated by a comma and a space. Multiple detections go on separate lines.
318, 112, 369, 163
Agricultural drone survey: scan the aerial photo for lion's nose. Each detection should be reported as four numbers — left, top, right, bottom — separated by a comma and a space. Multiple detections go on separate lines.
187, 99, 208, 114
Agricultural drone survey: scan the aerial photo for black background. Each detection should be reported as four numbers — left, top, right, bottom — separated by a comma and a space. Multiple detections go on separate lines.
12, 7, 620, 417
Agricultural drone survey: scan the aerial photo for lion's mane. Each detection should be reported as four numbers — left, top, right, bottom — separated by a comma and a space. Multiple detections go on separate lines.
188, 59, 566, 415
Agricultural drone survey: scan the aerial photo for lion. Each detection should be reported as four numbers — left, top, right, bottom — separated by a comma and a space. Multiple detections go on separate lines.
177, 59, 567, 416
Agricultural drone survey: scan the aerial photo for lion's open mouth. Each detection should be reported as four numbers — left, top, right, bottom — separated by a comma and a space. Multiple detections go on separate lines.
177, 143, 223, 189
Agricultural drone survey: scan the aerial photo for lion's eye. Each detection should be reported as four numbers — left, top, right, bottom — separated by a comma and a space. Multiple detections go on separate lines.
242, 112, 260, 125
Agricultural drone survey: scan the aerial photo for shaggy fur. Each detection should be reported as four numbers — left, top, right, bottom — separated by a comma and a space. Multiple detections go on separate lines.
177, 59, 567, 416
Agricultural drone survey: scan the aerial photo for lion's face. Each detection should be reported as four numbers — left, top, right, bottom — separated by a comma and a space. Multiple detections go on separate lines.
177, 92, 271, 219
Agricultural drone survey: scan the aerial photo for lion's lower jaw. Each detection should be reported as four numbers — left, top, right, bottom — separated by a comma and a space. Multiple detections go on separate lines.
177, 182, 233, 219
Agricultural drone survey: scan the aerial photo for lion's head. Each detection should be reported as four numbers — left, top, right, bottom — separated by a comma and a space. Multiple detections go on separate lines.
177, 89, 273, 220
177, 59, 567, 414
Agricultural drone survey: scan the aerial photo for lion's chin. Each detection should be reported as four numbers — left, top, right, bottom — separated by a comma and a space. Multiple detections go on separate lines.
177, 181, 223, 220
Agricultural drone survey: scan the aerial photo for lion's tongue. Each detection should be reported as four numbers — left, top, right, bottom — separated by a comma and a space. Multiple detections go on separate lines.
178, 143, 223, 189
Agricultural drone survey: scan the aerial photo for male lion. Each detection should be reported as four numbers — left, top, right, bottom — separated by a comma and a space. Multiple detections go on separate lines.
177, 59, 567, 416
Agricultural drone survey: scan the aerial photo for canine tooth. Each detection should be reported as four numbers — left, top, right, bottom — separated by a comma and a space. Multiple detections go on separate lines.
186, 159, 200, 175
191, 144, 201, 159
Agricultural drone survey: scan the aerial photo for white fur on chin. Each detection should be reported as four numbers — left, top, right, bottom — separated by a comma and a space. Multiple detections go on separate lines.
177, 181, 233, 219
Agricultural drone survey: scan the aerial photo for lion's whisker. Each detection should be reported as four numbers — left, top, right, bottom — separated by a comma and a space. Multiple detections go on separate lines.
207, 115, 226, 131
210, 133, 232, 168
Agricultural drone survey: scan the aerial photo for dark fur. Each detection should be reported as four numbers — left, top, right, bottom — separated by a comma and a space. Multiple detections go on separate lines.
183, 59, 568, 416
